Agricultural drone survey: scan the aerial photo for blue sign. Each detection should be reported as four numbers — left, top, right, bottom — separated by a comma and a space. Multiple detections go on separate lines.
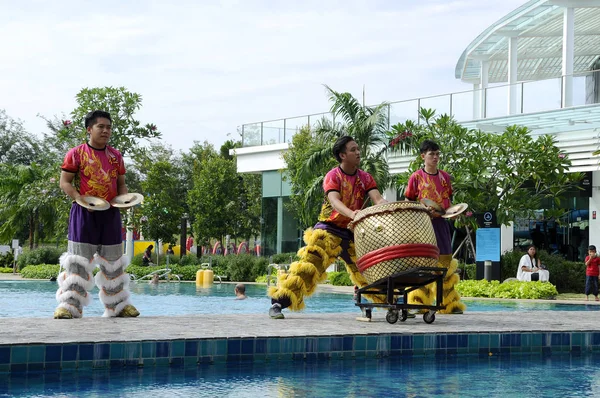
476, 228, 500, 262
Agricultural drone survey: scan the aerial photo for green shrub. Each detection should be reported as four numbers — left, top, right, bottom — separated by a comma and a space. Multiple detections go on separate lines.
17, 247, 64, 270
0, 267, 14, 273
255, 274, 268, 283
0, 251, 14, 268
170, 265, 201, 281
20, 264, 61, 279
456, 279, 558, 299
328, 271, 353, 286
270, 252, 298, 264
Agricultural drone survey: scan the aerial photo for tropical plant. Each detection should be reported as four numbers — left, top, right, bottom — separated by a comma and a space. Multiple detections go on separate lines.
282, 86, 392, 227
390, 108, 582, 227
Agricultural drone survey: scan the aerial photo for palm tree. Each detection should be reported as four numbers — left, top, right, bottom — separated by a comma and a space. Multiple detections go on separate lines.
299, 86, 392, 212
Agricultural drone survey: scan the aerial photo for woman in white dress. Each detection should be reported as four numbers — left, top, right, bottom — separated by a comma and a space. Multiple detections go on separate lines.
517, 245, 550, 282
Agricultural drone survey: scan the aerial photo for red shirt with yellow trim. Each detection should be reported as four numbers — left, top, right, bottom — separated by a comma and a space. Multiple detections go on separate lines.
61, 143, 126, 202
318, 166, 377, 229
405, 168, 452, 210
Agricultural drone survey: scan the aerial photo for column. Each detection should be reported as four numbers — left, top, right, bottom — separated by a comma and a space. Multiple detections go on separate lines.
480, 61, 489, 118
562, 7, 574, 108
508, 36, 518, 115
590, 172, 600, 249
500, 223, 514, 255
276, 196, 283, 254
473, 83, 481, 119
383, 187, 397, 202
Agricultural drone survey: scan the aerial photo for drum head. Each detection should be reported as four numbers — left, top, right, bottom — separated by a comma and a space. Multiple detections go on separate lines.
111, 193, 143, 208
420, 198, 444, 212
76, 196, 110, 211
442, 203, 469, 219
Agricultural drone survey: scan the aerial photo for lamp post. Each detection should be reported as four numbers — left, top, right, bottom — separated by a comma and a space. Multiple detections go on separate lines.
180, 213, 188, 258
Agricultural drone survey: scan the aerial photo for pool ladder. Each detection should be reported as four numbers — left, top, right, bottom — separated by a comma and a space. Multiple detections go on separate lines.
266, 263, 290, 287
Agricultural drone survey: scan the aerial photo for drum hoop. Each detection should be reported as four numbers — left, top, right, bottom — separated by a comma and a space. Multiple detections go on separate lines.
356, 243, 440, 272
348, 203, 430, 231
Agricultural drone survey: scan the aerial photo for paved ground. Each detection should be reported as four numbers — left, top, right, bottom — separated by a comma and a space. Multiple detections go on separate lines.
3, 309, 600, 346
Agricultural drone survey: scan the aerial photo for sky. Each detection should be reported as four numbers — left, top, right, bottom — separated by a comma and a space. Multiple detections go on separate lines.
0, 0, 527, 152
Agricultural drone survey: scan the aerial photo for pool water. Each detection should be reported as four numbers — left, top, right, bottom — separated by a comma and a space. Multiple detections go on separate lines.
2, 353, 600, 397
0, 280, 598, 318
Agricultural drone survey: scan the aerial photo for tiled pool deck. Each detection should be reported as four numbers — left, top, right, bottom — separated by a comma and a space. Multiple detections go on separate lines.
2, 308, 600, 373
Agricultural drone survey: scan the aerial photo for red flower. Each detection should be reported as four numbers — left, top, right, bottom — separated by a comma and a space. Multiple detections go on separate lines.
63, 120, 72, 126
558, 153, 566, 159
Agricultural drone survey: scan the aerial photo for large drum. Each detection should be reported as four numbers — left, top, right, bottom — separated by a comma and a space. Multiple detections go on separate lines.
348, 201, 440, 284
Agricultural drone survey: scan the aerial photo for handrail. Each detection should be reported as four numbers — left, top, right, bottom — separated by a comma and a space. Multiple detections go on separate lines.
239, 68, 600, 146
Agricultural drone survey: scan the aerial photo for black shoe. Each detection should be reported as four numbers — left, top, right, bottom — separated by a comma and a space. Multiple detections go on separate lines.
269, 303, 284, 319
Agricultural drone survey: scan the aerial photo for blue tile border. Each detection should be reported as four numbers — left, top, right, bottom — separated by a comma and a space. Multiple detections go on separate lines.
4, 331, 600, 374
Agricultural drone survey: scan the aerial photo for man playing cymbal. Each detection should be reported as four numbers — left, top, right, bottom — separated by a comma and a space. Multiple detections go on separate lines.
405, 139, 466, 314
53, 110, 139, 319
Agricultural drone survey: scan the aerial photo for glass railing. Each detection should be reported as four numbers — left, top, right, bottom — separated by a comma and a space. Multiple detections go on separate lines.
240, 69, 600, 147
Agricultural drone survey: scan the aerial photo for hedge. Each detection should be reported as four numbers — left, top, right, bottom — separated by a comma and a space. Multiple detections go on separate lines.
20, 264, 61, 279
456, 279, 558, 300
328, 271, 353, 286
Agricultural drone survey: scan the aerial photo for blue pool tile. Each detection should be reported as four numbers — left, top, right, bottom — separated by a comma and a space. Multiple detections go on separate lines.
215, 340, 227, 356
227, 339, 241, 355
110, 359, 124, 368
501, 334, 511, 347
562, 333, 571, 346
62, 361, 77, 370
78, 360, 93, 369
355, 336, 366, 351
125, 359, 140, 367
413, 335, 424, 351
170, 357, 184, 366
343, 336, 353, 351
27, 363, 44, 372
531, 334, 543, 347
0, 347, 10, 364
62, 345, 78, 361
551, 333, 562, 346
10, 364, 27, 373
479, 334, 490, 348
294, 338, 306, 353
366, 336, 378, 351
155, 358, 170, 367
184, 357, 198, 366
79, 344, 93, 361
185, 341, 198, 357
305, 338, 317, 353
171, 341, 185, 357
45, 346, 61, 363
255, 339, 267, 354
267, 339, 280, 354
94, 344, 110, 360
142, 342, 155, 358
318, 338, 330, 353
402, 336, 413, 350
447, 335, 457, 349
110, 344, 124, 360
28, 346, 44, 363
468, 335, 478, 349
391, 336, 401, 350
436, 335, 447, 349
330, 337, 343, 351
457, 334, 468, 348
241, 339, 254, 355
572, 333, 582, 347
156, 342, 170, 358
124, 343, 140, 360
45, 362, 61, 371
592, 332, 600, 346
489, 334, 500, 349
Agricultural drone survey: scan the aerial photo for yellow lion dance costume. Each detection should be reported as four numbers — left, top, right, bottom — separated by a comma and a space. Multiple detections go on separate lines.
408, 254, 466, 314
269, 228, 387, 313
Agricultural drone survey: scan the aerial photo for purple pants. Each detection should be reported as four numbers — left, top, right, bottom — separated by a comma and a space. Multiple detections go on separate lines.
69, 203, 122, 246
432, 217, 452, 255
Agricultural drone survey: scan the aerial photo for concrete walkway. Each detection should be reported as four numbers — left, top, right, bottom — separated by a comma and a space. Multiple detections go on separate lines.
2, 310, 600, 346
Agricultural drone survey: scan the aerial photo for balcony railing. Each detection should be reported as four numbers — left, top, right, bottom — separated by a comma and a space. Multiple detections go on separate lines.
239, 69, 600, 147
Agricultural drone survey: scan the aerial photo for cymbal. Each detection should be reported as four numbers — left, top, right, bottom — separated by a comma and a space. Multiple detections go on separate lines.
442, 203, 469, 219
420, 198, 444, 213
110, 193, 143, 208
76, 195, 110, 211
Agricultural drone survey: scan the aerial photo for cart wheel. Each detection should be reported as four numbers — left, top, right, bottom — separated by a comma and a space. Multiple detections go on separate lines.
386, 310, 399, 324
400, 309, 408, 322
423, 311, 435, 324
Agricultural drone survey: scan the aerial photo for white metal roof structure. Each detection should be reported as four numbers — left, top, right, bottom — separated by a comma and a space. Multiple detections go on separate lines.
456, 0, 600, 83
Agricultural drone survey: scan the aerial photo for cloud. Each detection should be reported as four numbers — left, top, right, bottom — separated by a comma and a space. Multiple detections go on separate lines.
0, 0, 526, 151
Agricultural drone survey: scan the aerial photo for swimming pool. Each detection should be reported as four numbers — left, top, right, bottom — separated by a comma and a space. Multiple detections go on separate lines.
2, 353, 599, 397
0, 280, 597, 318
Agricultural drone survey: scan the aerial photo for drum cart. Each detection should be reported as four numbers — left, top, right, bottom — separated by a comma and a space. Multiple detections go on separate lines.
355, 266, 447, 324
